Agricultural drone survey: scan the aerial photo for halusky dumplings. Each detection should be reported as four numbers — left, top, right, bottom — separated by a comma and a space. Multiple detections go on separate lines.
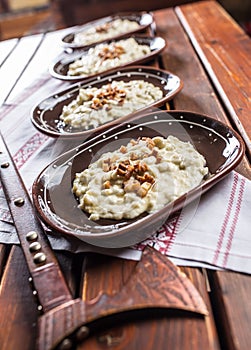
73, 19, 140, 46
60, 80, 163, 129
73, 136, 209, 220
67, 38, 151, 76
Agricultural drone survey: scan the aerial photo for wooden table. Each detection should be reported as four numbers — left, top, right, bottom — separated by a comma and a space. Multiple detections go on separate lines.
0, 1, 250, 349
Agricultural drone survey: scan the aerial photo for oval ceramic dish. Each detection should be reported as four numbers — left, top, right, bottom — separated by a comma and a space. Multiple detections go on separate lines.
32, 110, 245, 248
61, 12, 154, 50
49, 36, 166, 82
31, 66, 183, 138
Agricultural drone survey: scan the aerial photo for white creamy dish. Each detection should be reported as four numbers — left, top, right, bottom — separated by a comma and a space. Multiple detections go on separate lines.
73, 19, 140, 46
67, 38, 151, 76
72, 136, 209, 220
60, 80, 163, 129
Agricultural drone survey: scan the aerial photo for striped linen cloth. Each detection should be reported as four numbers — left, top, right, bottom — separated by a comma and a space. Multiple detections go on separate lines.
136, 171, 251, 273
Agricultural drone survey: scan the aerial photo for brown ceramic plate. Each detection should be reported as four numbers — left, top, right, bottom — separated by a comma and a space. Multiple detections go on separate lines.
32, 110, 245, 248
61, 12, 154, 50
31, 66, 183, 138
49, 36, 166, 82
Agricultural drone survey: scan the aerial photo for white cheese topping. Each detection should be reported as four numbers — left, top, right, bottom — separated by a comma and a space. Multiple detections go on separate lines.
72, 136, 209, 220
60, 80, 163, 129
67, 38, 151, 77
73, 19, 140, 46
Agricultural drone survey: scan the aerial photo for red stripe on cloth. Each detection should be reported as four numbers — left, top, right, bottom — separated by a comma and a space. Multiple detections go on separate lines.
222, 177, 246, 267
163, 213, 181, 254
135, 213, 181, 255
212, 173, 239, 265
13, 132, 49, 169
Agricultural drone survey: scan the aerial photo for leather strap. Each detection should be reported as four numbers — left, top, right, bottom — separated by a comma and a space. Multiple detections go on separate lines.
0, 133, 73, 312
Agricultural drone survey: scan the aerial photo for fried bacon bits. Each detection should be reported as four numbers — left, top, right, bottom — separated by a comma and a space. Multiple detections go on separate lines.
90, 85, 126, 110
98, 44, 126, 60
116, 160, 155, 197
95, 23, 111, 33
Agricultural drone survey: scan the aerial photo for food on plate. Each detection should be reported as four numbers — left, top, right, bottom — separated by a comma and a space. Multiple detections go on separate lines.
59, 80, 163, 129
72, 136, 209, 220
67, 38, 151, 76
73, 18, 140, 46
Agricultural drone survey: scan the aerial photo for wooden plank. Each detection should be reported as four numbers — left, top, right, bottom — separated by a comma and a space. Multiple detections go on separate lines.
155, 6, 251, 350
0, 244, 9, 278
154, 7, 251, 179
55, 250, 84, 297
209, 270, 251, 350
154, 9, 226, 118
175, 0, 251, 158
169, 2, 251, 349
0, 246, 38, 350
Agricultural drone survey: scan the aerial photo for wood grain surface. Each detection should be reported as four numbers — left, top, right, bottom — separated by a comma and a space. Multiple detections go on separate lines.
176, 0, 251, 159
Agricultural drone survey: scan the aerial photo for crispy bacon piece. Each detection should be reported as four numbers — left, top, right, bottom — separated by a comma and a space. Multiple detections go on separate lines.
91, 85, 126, 110
98, 44, 125, 60
95, 23, 111, 33
115, 159, 155, 197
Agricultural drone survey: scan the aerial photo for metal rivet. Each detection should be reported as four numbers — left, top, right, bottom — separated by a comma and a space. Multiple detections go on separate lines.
59, 338, 73, 350
76, 326, 89, 341
33, 252, 47, 265
13, 197, 25, 206
29, 242, 41, 253
26, 231, 38, 241
1, 162, 9, 168
37, 305, 43, 311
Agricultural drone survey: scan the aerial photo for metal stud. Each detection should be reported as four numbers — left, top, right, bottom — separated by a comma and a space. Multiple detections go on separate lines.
13, 197, 25, 206
37, 305, 43, 312
33, 252, 47, 265
59, 338, 73, 350
29, 242, 41, 253
26, 231, 38, 241
76, 326, 89, 341
1, 162, 9, 168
